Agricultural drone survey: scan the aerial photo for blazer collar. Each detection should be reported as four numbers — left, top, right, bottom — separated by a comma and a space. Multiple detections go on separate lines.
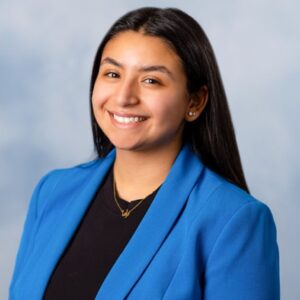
96, 144, 204, 299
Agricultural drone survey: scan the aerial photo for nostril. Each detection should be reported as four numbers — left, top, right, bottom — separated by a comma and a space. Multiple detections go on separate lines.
114, 96, 140, 107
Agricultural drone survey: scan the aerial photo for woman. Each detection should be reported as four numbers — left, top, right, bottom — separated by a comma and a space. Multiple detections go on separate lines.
9, 7, 280, 300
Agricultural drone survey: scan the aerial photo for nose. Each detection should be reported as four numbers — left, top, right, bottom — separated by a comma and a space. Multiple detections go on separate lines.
114, 78, 139, 107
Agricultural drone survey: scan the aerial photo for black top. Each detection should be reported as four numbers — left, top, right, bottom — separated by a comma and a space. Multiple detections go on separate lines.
43, 167, 158, 300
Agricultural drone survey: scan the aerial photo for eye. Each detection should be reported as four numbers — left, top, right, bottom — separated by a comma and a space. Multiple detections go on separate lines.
105, 71, 120, 78
143, 78, 159, 85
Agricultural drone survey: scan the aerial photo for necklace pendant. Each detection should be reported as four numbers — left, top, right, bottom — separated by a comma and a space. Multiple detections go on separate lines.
121, 209, 130, 218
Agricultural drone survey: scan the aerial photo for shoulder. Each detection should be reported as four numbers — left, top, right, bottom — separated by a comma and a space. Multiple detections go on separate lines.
187, 165, 275, 227
184, 165, 278, 268
45, 158, 102, 178
30, 158, 106, 216
36, 158, 101, 190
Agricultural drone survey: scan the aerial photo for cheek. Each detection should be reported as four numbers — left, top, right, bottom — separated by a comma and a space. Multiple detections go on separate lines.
150, 93, 188, 123
92, 84, 109, 110
91, 95, 101, 119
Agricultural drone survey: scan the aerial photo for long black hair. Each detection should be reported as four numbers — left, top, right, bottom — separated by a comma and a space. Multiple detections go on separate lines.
89, 7, 249, 193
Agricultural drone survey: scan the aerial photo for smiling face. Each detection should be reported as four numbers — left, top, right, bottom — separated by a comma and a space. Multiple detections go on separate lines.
92, 30, 192, 154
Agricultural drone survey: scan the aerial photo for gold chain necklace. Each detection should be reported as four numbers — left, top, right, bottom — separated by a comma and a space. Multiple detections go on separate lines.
113, 179, 147, 218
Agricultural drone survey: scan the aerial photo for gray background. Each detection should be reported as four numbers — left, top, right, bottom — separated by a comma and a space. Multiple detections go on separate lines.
1, 0, 299, 299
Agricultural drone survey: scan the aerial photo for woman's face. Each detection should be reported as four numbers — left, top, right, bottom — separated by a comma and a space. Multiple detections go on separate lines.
92, 30, 191, 154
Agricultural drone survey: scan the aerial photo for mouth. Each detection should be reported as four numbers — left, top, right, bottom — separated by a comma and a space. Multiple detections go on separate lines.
108, 111, 147, 124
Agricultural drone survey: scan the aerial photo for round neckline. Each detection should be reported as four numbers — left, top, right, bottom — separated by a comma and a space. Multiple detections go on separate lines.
116, 187, 160, 208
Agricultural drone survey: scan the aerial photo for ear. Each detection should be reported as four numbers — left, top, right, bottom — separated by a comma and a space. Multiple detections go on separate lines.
185, 85, 208, 122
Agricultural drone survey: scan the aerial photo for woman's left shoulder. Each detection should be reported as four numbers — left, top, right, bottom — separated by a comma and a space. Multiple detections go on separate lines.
188, 166, 274, 222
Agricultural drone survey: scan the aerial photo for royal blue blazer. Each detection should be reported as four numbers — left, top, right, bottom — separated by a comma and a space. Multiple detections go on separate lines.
9, 145, 280, 299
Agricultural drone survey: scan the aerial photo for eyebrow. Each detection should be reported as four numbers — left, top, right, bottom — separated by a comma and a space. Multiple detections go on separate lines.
100, 57, 175, 79
101, 57, 122, 68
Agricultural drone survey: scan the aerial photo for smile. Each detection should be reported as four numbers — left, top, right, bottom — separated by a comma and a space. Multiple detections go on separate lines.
111, 113, 147, 124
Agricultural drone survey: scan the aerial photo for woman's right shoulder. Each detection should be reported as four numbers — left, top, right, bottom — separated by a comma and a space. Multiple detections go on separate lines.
37, 158, 101, 188
30, 158, 105, 216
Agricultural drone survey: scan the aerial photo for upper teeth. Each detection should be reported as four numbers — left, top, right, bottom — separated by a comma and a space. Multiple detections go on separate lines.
113, 114, 144, 123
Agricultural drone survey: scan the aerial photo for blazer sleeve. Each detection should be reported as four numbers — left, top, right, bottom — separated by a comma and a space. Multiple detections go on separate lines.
9, 170, 59, 290
203, 201, 280, 300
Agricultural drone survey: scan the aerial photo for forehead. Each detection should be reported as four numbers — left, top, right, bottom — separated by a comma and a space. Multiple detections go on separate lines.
101, 30, 183, 70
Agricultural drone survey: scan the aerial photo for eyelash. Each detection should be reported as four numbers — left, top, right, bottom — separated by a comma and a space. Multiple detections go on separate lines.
143, 78, 160, 85
105, 71, 119, 78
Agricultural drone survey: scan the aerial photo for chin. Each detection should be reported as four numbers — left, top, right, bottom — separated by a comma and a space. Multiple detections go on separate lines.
109, 138, 144, 152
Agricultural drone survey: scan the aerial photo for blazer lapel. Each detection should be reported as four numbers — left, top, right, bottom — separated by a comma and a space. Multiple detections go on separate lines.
96, 145, 204, 299
16, 151, 116, 300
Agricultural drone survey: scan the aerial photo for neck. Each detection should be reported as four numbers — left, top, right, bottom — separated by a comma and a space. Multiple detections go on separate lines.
113, 144, 182, 202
